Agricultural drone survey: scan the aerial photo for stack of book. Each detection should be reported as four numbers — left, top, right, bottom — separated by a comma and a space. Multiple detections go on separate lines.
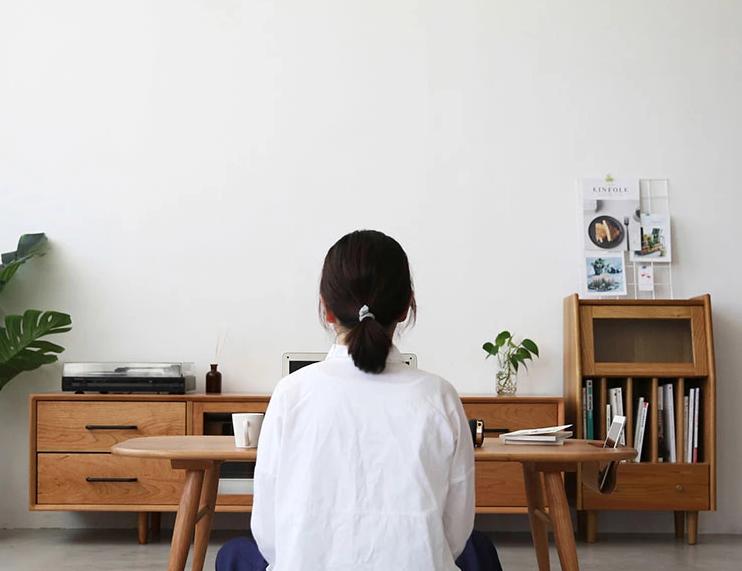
684, 387, 701, 463
500, 425, 573, 446
658, 384, 702, 463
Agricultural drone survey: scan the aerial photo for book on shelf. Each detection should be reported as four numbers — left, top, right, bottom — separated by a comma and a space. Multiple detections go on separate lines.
685, 392, 693, 463
633, 397, 648, 462
617, 387, 625, 445
582, 387, 587, 438
656, 385, 665, 462
692, 387, 700, 463
605, 403, 611, 438
586, 379, 594, 440
608, 387, 626, 445
663, 383, 677, 463
500, 424, 573, 446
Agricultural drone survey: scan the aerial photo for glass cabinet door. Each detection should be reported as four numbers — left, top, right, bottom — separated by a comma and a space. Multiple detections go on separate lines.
580, 304, 708, 376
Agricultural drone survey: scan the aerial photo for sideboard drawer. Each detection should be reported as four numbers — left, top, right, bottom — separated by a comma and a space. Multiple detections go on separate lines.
463, 402, 559, 432
37, 402, 186, 452
582, 463, 710, 510
475, 462, 528, 507
37, 454, 184, 505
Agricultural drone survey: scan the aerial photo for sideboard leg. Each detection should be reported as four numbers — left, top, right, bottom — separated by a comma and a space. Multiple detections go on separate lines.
674, 511, 685, 539
151, 512, 162, 541
522, 463, 551, 571
585, 510, 598, 543
686, 511, 698, 545
576, 511, 585, 540
137, 512, 149, 545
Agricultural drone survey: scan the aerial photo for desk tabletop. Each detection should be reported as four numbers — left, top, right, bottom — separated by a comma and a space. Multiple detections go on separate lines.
475, 439, 636, 463
113, 435, 635, 464
113, 436, 257, 461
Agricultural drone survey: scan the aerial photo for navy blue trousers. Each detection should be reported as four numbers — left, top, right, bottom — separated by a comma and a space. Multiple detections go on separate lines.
215, 530, 503, 571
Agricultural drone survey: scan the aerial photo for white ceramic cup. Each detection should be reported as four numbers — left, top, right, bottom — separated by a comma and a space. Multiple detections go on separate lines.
232, 413, 264, 448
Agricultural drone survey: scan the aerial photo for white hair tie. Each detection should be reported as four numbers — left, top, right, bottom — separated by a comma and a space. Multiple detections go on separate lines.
358, 305, 375, 321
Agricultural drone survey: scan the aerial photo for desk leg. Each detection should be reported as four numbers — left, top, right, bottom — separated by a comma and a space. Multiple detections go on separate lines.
168, 468, 205, 571
192, 461, 221, 571
522, 462, 550, 571
543, 470, 579, 571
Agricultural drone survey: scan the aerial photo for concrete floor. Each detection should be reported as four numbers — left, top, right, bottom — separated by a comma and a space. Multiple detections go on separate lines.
0, 529, 739, 570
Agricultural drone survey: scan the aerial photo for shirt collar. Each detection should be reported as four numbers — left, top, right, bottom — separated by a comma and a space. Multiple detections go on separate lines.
326, 343, 404, 364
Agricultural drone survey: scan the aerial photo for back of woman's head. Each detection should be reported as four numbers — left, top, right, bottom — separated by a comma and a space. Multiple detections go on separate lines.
320, 230, 416, 374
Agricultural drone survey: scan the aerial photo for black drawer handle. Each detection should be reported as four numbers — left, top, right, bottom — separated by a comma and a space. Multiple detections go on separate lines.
85, 424, 138, 430
86, 477, 139, 483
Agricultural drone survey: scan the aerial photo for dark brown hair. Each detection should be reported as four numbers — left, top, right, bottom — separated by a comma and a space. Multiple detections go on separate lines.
320, 230, 416, 373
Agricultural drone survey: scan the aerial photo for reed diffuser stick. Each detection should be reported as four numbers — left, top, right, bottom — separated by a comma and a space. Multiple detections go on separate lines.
214, 328, 228, 364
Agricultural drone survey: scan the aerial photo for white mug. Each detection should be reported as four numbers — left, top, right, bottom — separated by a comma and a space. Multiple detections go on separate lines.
232, 413, 264, 448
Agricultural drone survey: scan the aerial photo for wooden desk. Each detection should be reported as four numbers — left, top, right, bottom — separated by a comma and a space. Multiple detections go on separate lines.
476, 440, 635, 570
113, 436, 634, 571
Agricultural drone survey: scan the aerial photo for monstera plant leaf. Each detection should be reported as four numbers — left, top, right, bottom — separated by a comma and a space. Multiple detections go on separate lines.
0, 233, 48, 294
0, 310, 72, 390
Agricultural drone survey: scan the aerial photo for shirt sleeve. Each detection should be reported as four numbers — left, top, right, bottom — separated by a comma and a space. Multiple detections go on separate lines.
251, 383, 286, 565
442, 390, 476, 559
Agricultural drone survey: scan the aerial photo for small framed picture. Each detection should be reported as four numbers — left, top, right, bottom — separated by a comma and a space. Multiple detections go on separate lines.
584, 252, 627, 296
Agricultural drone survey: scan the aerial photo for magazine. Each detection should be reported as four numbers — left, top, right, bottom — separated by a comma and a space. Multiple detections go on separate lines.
582, 178, 641, 254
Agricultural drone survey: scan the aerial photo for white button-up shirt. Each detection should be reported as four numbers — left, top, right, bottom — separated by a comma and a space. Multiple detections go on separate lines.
252, 344, 475, 570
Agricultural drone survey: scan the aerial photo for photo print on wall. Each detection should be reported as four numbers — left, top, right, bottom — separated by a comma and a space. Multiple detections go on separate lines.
631, 213, 672, 263
638, 263, 655, 292
585, 252, 627, 296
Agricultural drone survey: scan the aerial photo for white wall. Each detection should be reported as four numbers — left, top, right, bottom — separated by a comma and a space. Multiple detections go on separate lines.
1, 0, 741, 533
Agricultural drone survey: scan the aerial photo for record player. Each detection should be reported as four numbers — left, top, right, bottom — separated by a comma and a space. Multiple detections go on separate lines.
62, 362, 196, 394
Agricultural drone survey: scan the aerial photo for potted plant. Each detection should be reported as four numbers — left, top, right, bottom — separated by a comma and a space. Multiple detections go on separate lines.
482, 331, 539, 395
0, 233, 72, 391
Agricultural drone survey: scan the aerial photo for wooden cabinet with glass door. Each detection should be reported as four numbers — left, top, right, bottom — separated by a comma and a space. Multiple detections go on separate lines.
563, 294, 716, 545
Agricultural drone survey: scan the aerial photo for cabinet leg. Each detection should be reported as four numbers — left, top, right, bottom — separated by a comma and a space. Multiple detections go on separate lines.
674, 511, 685, 539
137, 512, 149, 545
586, 510, 598, 544
151, 512, 162, 541
686, 511, 698, 545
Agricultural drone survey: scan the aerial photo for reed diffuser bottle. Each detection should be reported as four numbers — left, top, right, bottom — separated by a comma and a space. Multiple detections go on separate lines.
206, 364, 222, 394
206, 329, 227, 394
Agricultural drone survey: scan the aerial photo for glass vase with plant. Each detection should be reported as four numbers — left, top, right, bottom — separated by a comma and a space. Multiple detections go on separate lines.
482, 331, 539, 396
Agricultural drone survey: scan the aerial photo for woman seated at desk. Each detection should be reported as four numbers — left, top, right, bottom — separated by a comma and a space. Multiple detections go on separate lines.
217, 230, 502, 571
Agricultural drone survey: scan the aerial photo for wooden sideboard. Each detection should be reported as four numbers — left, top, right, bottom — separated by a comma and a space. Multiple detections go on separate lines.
30, 393, 563, 543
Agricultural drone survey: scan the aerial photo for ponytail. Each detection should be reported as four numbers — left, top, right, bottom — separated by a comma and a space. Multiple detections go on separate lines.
319, 230, 416, 374
344, 310, 393, 374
